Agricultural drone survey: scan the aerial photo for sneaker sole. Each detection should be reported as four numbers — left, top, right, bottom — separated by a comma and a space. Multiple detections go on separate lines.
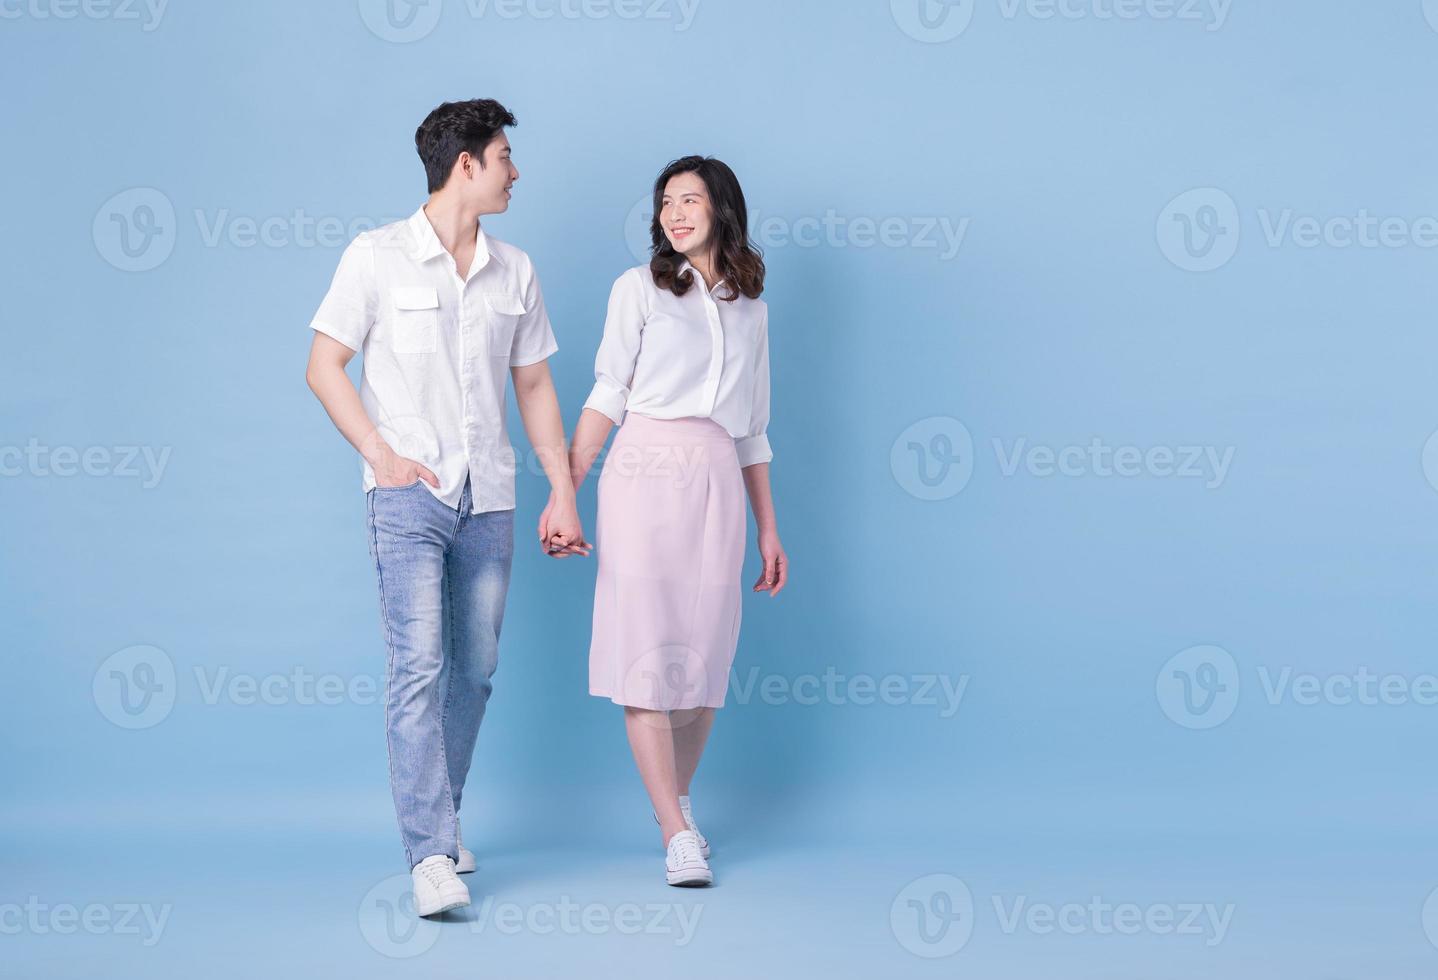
416, 893, 470, 917
666, 869, 713, 887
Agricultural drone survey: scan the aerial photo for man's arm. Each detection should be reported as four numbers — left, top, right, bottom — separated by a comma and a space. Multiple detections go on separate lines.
536, 406, 615, 559
305, 332, 437, 488
511, 360, 588, 556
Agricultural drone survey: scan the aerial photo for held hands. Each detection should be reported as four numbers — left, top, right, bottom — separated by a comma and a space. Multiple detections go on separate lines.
372, 445, 439, 489
538, 489, 592, 559
753, 528, 788, 597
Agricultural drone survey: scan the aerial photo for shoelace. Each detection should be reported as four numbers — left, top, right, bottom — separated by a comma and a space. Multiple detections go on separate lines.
418, 860, 453, 887
670, 834, 703, 866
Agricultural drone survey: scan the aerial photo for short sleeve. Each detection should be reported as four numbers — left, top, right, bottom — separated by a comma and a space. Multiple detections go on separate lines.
582, 269, 647, 424
734, 308, 772, 467
309, 237, 378, 352
509, 258, 560, 367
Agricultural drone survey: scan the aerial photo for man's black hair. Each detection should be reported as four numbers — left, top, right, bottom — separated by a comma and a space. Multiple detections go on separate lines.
414, 99, 516, 194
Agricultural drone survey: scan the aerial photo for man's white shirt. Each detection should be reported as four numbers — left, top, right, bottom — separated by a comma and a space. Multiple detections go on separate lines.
310, 206, 558, 513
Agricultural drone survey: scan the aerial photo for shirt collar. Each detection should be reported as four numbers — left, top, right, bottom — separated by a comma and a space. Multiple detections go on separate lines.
407, 206, 500, 276
679, 258, 726, 295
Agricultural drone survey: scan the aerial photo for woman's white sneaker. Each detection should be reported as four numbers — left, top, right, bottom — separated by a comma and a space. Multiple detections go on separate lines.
665, 830, 713, 887
679, 796, 710, 858
411, 855, 470, 917
653, 797, 710, 858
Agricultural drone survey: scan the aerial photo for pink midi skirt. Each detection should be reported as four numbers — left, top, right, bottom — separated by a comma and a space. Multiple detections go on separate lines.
588, 413, 746, 710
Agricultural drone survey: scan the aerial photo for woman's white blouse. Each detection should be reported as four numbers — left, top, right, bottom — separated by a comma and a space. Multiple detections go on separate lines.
583, 263, 773, 467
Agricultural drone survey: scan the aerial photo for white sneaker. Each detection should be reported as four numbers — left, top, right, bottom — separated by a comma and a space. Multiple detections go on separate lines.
455, 819, 476, 874
680, 796, 710, 858
653, 796, 710, 858
411, 855, 470, 917
665, 830, 713, 887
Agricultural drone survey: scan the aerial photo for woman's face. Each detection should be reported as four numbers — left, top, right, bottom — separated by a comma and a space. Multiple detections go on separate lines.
659, 172, 713, 259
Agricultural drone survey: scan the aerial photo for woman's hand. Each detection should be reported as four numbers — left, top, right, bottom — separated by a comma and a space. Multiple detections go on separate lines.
538, 489, 592, 558
752, 529, 788, 596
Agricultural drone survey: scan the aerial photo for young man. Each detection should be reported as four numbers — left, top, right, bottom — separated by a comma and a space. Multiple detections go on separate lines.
305, 99, 586, 917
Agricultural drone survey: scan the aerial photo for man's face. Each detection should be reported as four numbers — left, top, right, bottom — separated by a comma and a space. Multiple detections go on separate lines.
458, 132, 518, 214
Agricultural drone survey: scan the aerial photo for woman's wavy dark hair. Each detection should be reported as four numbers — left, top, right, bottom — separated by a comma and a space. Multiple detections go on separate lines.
647, 156, 765, 302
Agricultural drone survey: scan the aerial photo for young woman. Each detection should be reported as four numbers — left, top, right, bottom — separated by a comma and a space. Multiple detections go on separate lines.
544, 155, 788, 886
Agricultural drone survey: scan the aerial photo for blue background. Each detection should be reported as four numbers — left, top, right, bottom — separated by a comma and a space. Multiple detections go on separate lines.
4, 0, 1438, 975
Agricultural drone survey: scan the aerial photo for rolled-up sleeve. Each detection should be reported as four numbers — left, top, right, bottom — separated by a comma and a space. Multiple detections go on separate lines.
582, 269, 646, 424
734, 309, 772, 467
309, 236, 377, 352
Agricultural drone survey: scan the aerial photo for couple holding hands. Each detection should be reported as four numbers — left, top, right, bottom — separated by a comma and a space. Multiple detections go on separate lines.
304, 98, 787, 916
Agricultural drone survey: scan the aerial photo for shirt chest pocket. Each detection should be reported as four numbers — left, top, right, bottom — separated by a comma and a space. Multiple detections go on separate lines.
483, 292, 525, 359
388, 286, 440, 354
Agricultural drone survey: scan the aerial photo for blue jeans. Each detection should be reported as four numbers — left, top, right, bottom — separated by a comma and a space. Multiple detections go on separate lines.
366, 477, 514, 869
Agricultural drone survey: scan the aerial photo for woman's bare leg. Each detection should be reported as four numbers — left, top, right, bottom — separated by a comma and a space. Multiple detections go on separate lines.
671, 707, 714, 797
624, 707, 688, 843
